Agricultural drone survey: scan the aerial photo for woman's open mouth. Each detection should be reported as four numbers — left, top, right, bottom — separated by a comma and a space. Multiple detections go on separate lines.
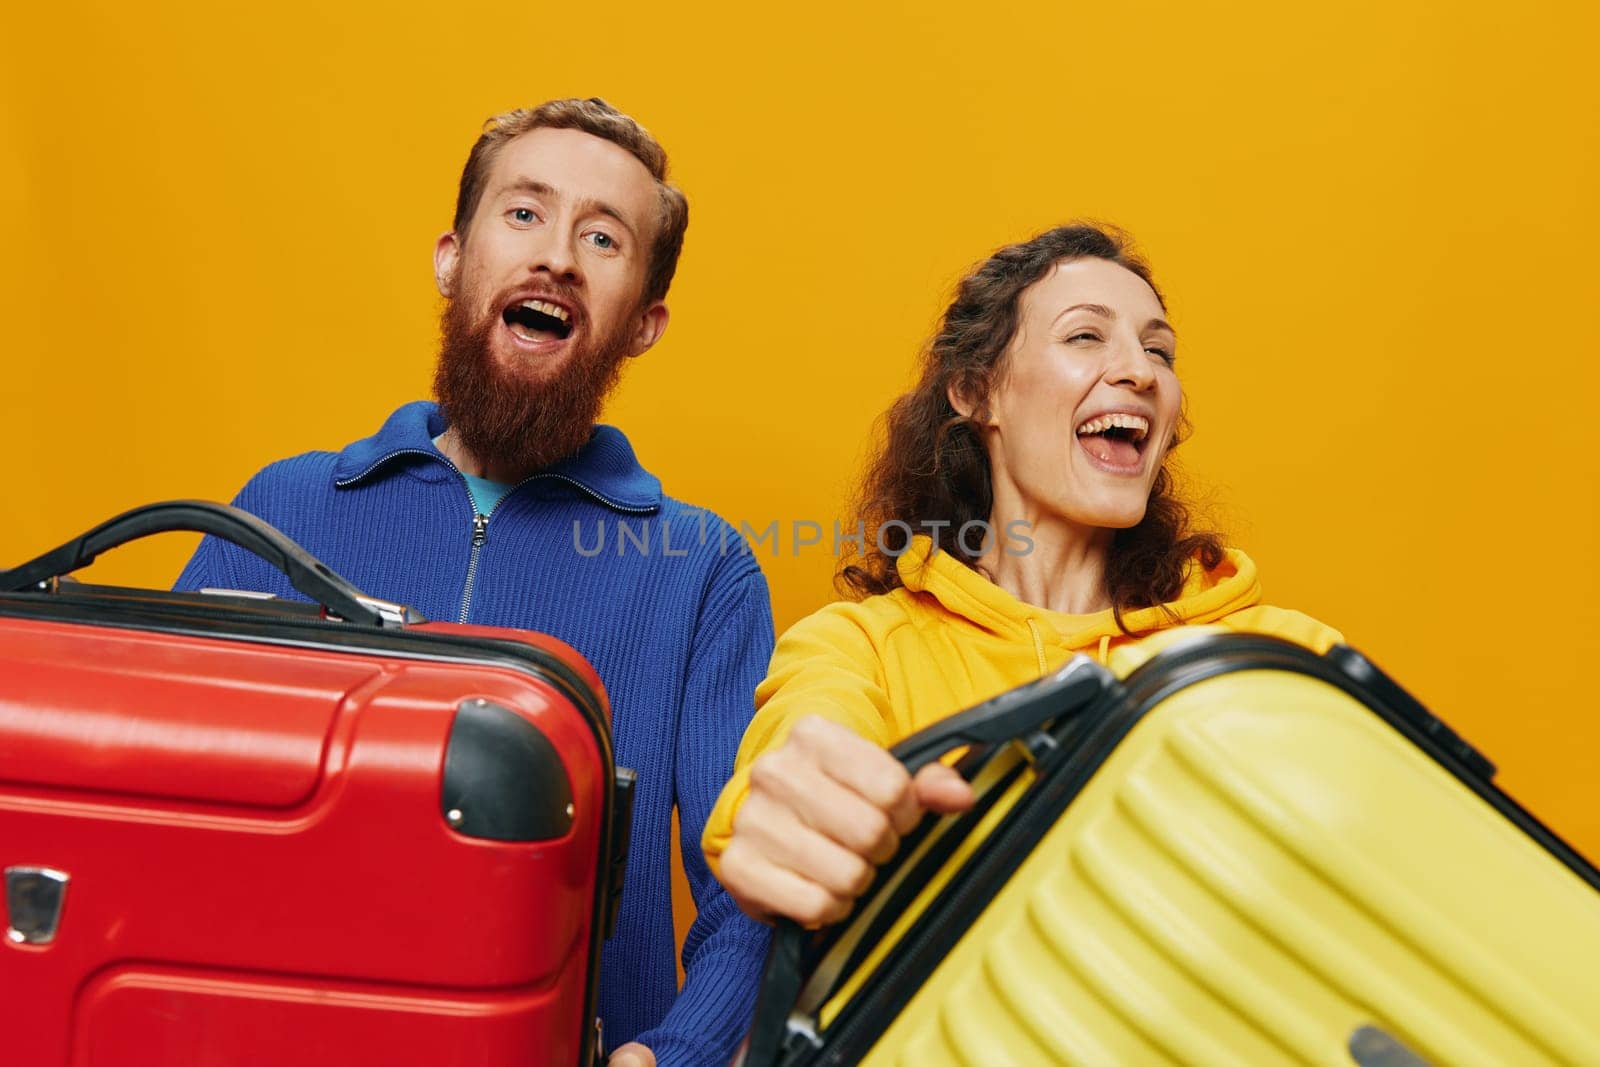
1075, 412, 1150, 473
502, 298, 574, 345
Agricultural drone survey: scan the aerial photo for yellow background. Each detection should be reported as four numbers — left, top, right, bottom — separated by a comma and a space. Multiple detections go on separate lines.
5, 0, 1598, 971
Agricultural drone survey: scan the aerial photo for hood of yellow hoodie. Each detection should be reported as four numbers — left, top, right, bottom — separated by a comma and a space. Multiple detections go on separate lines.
893, 534, 1263, 652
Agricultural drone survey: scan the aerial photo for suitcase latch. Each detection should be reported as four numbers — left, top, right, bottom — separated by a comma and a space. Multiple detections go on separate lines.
5, 866, 70, 946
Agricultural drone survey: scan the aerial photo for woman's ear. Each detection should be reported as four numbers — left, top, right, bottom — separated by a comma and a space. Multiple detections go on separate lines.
947, 376, 994, 426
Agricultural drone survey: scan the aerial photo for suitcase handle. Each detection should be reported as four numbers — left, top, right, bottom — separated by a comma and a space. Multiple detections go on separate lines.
743, 656, 1113, 1063
0, 499, 390, 628
891, 654, 1107, 775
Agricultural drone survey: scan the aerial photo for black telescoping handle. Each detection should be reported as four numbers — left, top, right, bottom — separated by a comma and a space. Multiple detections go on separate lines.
742, 656, 1113, 1063
0, 499, 388, 628
891, 654, 1107, 775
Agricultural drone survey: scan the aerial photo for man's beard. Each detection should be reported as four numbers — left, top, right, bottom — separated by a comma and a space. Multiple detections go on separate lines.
432, 286, 631, 479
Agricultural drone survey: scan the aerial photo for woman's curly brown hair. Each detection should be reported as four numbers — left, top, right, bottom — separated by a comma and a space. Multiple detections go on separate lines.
838, 223, 1225, 632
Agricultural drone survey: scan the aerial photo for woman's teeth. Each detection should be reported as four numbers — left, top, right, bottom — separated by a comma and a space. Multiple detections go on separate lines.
1075, 412, 1150, 442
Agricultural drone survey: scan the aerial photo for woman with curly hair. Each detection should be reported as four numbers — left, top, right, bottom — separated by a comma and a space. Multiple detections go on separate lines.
702, 223, 1342, 926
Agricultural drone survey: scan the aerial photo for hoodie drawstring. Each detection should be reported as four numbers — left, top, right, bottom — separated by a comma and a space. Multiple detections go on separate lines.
1026, 619, 1048, 677
1030, 622, 1113, 671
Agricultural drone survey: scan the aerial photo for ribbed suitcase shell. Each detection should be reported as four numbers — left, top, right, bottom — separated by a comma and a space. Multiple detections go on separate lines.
0, 586, 623, 1067
762, 629, 1600, 1067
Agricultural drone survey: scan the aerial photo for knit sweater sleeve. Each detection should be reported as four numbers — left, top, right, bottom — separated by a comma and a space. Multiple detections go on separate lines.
631, 554, 777, 1067
173, 531, 229, 592
701, 600, 898, 874
172, 490, 254, 593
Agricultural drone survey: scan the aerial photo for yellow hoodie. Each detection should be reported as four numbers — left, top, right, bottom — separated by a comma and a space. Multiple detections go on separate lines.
702, 536, 1341, 868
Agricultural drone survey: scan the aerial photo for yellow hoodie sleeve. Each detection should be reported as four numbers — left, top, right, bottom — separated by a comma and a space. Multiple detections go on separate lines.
701, 600, 903, 874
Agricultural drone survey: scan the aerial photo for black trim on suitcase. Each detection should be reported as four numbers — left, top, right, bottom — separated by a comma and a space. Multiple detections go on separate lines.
828, 752, 1029, 991
604, 768, 638, 939
746, 634, 1600, 1066
442, 698, 577, 841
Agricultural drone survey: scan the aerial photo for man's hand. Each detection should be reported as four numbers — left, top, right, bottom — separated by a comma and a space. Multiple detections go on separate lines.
608, 1041, 654, 1066
718, 715, 975, 927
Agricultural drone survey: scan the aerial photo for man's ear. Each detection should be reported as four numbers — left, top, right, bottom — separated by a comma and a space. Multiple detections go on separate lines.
626, 301, 670, 358
434, 232, 461, 298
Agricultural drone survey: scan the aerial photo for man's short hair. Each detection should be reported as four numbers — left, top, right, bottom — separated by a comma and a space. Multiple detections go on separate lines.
452, 98, 689, 306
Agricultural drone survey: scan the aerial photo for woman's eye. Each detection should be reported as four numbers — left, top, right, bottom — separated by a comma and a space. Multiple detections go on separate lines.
1146, 346, 1175, 364
1067, 331, 1100, 343
510, 207, 536, 224
585, 231, 616, 250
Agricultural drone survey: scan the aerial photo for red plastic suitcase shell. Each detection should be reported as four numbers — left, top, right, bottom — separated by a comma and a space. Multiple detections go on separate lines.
0, 591, 619, 1067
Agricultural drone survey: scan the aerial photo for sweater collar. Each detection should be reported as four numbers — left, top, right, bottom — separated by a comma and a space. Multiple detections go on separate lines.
331, 400, 662, 512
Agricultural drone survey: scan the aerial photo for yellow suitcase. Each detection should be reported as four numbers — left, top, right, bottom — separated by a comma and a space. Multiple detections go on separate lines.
741, 630, 1600, 1066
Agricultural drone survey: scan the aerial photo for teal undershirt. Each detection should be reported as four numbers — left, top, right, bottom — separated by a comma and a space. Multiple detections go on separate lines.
434, 435, 512, 516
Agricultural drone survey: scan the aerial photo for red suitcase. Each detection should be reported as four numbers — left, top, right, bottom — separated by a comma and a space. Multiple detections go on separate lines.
0, 502, 635, 1066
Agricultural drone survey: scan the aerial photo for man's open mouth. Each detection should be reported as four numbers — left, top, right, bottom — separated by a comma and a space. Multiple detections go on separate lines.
503, 299, 574, 343
1075, 412, 1150, 467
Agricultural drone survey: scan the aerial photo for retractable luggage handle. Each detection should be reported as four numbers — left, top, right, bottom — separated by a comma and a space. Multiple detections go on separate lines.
891, 654, 1106, 774
0, 499, 393, 628
743, 656, 1111, 1065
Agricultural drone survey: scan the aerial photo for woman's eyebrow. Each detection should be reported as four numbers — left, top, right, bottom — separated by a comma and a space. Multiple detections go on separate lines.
1051, 305, 1176, 339
1052, 302, 1116, 328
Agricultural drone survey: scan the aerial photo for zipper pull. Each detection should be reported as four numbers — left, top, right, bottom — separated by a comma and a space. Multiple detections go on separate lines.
472, 513, 489, 547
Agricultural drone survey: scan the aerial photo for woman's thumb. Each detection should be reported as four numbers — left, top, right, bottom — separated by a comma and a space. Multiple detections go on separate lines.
911, 762, 976, 814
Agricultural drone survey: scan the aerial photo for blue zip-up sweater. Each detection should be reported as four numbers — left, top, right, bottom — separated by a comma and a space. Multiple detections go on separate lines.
175, 401, 775, 1065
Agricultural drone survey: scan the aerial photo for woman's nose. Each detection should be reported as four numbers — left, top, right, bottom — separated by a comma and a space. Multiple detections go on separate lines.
1104, 340, 1157, 390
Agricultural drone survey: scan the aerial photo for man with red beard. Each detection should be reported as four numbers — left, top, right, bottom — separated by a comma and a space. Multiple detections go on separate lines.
176, 99, 774, 1067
